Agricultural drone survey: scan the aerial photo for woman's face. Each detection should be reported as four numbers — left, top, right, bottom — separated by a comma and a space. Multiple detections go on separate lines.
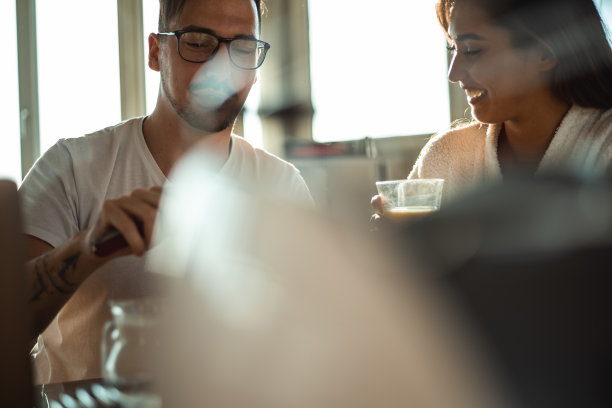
447, 1, 550, 124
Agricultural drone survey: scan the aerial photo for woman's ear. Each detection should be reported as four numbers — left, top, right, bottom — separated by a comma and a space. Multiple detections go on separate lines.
535, 41, 558, 72
148, 33, 161, 72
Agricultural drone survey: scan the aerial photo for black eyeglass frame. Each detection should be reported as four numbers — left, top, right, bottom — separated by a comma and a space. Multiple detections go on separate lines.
157, 30, 271, 70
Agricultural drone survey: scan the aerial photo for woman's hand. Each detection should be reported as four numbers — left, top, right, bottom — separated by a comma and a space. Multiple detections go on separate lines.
371, 195, 385, 216
369, 194, 387, 231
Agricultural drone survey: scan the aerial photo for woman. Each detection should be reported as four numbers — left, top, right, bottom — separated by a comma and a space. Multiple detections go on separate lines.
374, 0, 612, 210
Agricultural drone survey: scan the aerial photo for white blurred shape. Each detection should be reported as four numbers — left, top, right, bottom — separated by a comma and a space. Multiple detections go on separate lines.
147, 147, 510, 407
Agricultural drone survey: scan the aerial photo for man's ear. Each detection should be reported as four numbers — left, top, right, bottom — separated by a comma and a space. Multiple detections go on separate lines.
535, 41, 558, 72
148, 33, 161, 72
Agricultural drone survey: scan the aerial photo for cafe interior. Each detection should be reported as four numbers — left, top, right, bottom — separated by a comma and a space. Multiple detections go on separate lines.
2, 0, 612, 407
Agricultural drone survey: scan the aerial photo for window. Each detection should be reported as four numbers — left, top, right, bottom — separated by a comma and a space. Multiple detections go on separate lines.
308, 0, 450, 142
36, 1, 121, 154
597, 0, 612, 39
143, 0, 160, 117
0, 1, 22, 183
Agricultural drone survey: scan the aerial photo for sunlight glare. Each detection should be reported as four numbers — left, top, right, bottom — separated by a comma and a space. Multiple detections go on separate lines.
309, 0, 450, 142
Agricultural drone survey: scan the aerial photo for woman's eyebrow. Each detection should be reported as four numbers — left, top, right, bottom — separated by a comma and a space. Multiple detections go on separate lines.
454, 33, 486, 42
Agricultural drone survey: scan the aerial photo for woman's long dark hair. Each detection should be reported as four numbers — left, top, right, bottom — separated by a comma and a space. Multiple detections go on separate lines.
436, 0, 612, 109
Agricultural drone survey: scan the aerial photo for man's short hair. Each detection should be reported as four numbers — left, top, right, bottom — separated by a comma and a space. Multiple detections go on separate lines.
158, 0, 264, 32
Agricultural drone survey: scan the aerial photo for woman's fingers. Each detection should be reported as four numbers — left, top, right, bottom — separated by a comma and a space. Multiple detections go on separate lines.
371, 195, 385, 215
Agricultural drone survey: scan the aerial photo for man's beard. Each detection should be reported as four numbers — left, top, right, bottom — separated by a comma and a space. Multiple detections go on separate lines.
162, 76, 245, 133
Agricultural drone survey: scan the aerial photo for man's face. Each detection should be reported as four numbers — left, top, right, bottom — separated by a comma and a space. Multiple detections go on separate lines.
153, 0, 259, 133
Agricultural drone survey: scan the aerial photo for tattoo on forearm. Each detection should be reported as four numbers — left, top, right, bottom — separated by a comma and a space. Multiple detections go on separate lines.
48, 252, 81, 293
29, 255, 49, 303
29, 252, 82, 303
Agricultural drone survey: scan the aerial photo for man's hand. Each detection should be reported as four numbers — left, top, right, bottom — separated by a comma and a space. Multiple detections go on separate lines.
25, 186, 163, 337
85, 186, 163, 258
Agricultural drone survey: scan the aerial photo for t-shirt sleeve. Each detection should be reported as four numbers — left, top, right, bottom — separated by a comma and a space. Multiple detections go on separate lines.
19, 141, 80, 248
284, 169, 315, 207
219, 137, 315, 208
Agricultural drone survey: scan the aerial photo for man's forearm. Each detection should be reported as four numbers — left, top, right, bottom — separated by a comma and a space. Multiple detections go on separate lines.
25, 232, 104, 338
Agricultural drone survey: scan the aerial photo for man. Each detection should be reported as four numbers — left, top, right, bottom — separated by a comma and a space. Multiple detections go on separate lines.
19, 0, 313, 384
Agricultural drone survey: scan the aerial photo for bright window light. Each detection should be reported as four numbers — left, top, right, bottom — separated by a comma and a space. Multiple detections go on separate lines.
309, 0, 450, 142
143, 0, 160, 117
597, 0, 612, 43
0, 1, 22, 183
36, 1, 121, 155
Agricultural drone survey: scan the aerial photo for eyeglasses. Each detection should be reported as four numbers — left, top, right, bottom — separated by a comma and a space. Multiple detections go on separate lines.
157, 30, 271, 70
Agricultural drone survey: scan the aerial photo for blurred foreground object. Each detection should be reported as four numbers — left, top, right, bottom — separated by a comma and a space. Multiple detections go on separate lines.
0, 180, 34, 408
399, 173, 612, 408
146, 151, 511, 407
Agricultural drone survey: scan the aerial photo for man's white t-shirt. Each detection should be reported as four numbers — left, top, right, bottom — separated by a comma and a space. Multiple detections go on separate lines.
19, 116, 313, 384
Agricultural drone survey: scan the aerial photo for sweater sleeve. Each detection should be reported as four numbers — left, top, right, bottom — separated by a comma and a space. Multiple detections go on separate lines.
406, 123, 496, 203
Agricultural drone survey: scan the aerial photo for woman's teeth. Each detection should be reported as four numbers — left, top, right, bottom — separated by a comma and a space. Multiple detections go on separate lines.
465, 89, 486, 99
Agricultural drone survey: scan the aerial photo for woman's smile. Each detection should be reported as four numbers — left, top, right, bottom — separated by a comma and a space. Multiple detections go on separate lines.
463, 87, 487, 104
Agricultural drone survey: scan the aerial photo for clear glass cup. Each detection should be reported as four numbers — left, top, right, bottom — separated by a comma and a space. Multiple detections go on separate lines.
375, 179, 444, 224
101, 298, 162, 390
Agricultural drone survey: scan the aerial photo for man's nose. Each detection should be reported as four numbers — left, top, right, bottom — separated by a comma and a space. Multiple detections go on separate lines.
191, 42, 233, 87
206, 42, 234, 72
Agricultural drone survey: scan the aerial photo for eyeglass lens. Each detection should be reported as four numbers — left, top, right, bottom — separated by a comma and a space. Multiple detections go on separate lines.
179, 32, 266, 69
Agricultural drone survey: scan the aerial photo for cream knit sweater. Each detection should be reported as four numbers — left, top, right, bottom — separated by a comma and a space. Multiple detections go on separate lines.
409, 105, 612, 202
